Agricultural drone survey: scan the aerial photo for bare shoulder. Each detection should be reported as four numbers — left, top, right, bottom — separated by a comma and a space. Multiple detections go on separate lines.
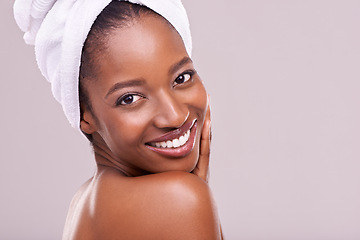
94, 170, 222, 240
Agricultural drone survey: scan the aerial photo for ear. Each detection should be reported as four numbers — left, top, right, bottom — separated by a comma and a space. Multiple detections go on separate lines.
80, 103, 97, 134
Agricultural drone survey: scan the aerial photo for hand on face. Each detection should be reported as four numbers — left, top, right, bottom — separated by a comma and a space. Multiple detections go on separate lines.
192, 96, 211, 183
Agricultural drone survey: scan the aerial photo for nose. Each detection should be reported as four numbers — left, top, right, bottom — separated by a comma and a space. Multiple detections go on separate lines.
153, 90, 189, 129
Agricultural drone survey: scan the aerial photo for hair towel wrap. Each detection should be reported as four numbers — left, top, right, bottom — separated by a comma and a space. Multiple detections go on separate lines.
13, 0, 192, 129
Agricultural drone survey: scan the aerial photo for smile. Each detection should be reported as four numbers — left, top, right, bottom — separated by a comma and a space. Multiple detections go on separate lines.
145, 120, 197, 158
149, 129, 190, 148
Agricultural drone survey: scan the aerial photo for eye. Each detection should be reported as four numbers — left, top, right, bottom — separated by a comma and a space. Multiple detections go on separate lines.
117, 94, 143, 106
173, 71, 194, 86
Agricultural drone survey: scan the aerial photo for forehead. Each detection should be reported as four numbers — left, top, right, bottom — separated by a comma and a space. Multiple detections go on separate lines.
97, 15, 188, 79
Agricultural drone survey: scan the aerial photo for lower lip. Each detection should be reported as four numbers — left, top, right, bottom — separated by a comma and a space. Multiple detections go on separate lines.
145, 121, 198, 158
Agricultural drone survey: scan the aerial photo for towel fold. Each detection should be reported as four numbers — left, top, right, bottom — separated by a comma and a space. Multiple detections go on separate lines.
13, 0, 192, 129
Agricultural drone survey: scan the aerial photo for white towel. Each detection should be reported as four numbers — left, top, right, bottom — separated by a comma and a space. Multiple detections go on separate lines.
13, 0, 192, 129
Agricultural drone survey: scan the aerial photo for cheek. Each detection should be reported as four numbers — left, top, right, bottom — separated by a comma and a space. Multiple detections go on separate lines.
187, 81, 208, 117
98, 109, 150, 150
89, 99, 150, 156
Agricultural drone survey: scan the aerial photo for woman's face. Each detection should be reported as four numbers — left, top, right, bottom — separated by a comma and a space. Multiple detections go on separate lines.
82, 15, 208, 176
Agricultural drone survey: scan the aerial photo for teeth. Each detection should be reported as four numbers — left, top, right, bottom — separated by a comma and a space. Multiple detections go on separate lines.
151, 129, 191, 149
166, 140, 173, 148
173, 139, 180, 148
179, 136, 186, 146
185, 131, 189, 140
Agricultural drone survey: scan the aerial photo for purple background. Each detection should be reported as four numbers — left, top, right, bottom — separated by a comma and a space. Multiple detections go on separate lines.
1, 0, 360, 239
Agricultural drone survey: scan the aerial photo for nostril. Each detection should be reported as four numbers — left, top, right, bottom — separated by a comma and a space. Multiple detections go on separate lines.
152, 92, 189, 129
153, 107, 189, 129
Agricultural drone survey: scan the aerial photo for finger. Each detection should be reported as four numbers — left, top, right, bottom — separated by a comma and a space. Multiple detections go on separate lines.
196, 118, 211, 182
205, 94, 211, 122
192, 99, 212, 182
205, 96, 212, 140
205, 97, 212, 142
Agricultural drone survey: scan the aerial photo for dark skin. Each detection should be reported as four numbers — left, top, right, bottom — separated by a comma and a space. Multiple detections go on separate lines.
62, 15, 222, 240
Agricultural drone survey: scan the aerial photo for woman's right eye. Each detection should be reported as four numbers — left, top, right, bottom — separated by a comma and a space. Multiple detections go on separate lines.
116, 94, 143, 106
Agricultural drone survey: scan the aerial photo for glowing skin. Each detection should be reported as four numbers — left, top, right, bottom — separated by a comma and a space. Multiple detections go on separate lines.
63, 10, 223, 240
63, 7, 222, 240
80, 15, 208, 177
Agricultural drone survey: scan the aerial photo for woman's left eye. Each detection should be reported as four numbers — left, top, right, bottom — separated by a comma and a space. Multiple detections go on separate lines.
173, 72, 193, 86
117, 94, 143, 106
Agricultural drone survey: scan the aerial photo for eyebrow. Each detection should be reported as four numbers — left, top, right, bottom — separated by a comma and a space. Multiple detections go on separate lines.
105, 79, 145, 99
104, 57, 192, 99
168, 57, 193, 75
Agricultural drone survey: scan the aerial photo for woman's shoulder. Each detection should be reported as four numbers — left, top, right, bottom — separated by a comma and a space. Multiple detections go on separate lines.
96, 169, 211, 197
93, 170, 222, 239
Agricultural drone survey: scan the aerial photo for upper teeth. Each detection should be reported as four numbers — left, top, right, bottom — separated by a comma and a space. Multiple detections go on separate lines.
152, 130, 190, 148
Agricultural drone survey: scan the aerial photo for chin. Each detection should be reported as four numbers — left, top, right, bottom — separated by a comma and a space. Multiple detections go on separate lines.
163, 152, 199, 173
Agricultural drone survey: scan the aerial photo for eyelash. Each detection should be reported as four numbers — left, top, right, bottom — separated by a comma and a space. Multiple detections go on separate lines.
116, 93, 144, 106
173, 70, 196, 87
115, 70, 196, 106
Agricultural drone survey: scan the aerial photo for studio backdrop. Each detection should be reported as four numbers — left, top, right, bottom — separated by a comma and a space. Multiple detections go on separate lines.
1, 0, 360, 239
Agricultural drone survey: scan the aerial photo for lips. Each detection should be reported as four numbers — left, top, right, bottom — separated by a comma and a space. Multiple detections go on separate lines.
145, 120, 197, 158
149, 129, 190, 148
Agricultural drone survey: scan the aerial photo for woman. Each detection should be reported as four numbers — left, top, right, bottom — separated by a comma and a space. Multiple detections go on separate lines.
14, 0, 223, 239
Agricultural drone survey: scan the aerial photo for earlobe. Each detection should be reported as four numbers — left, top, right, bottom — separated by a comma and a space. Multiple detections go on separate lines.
80, 104, 97, 134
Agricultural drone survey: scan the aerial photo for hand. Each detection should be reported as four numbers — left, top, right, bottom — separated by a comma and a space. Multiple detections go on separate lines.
192, 99, 211, 183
